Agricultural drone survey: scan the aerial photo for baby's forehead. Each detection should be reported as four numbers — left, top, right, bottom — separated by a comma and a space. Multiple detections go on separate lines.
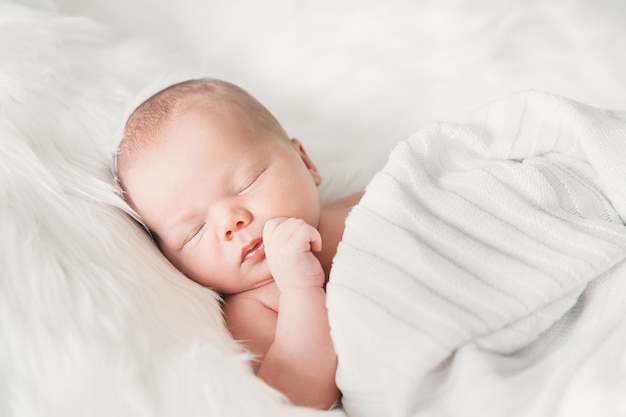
172, 95, 269, 137
121, 94, 213, 151
120, 84, 284, 166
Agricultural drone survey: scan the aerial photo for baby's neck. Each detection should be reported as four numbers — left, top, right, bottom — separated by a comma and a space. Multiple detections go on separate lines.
315, 191, 364, 280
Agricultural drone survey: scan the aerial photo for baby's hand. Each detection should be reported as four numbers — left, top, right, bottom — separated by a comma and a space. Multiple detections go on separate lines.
262, 217, 325, 291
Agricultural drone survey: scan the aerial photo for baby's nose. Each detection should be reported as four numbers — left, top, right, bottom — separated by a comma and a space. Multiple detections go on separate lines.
223, 220, 245, 240
220, 208, 251, 241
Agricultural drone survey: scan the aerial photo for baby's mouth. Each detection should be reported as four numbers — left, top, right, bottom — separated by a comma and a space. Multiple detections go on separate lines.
241, 240, 265, 263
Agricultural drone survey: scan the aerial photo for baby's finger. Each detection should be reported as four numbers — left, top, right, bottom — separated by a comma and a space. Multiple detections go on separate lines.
262, 217, 288, 240
285, 218, 322, 253
308, 226, 322, 253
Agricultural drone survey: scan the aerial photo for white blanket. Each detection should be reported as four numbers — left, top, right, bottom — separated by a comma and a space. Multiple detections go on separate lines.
327, 91, 626, 417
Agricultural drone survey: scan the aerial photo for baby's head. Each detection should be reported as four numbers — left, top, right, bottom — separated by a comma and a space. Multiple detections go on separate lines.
117, 78, 322, 294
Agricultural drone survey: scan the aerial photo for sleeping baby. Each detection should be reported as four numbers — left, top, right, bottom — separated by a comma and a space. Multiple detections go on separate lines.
115, 78, 362, 409
116, 79, 626, 416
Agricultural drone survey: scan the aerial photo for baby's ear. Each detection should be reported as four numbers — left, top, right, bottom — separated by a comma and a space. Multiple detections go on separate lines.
291, 138, 322, 186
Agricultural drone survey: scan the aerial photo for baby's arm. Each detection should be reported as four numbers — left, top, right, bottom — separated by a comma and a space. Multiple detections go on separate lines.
225, 218, 339, 409
261, 218, 339, 408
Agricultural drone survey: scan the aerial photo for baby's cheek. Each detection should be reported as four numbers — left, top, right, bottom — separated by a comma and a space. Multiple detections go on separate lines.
176, 250, 210, 284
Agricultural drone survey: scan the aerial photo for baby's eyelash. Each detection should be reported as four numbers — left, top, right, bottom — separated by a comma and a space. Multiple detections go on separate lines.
237, 169, 265, 194
238, 180, 254, 194
183, 223, 205, 245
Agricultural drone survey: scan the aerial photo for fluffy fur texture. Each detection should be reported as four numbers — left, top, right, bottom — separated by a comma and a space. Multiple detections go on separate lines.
1, 0, 625, 416
0, 4, 341, 417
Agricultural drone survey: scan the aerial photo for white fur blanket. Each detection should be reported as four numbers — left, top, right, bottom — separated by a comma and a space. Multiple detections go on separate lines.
0, 4, 342, 417
327, 91, 626, 417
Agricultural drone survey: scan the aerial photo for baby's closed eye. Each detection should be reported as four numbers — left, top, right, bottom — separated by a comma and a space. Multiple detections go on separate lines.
183, 222, 205, 246
236, 168, 266, 195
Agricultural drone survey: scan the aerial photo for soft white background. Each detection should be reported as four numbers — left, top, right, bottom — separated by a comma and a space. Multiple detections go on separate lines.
51, 0, 626, 201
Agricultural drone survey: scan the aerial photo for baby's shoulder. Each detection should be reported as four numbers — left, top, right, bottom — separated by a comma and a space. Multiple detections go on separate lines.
222, 284, 279, 367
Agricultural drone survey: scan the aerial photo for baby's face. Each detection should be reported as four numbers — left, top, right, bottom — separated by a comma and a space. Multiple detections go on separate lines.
120, 102, 322, 294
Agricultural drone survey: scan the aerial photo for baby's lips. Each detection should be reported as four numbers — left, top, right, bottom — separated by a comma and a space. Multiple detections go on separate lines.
241, 239, 265, 263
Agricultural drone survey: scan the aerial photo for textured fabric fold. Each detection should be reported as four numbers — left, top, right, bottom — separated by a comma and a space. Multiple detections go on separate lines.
327, 91, 626, 417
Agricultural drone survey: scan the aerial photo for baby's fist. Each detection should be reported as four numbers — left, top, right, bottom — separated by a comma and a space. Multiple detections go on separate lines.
262, 217, 325, 290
